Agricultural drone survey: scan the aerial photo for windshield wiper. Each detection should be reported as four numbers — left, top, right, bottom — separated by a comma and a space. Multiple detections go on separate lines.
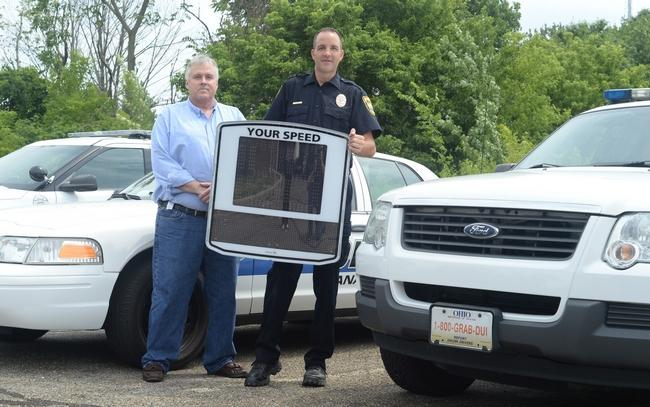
527, 163, 560, 169
593, 161, 650, 168
110, 191, 141, 200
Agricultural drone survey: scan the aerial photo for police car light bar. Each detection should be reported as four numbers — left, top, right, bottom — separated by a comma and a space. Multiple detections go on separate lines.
603, 88, 650, 104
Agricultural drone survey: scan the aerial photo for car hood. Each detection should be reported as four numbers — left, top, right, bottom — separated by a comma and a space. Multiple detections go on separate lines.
382, 167, 650, 216
0, 199, 157, 235
0, 186, 29, 201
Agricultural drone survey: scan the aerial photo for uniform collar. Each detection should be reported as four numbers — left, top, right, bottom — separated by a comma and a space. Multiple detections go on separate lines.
305, 72, 341, 90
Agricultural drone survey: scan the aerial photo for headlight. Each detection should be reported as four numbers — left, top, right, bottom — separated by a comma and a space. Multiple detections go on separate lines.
363, 201, 392, 250
604, 213, 650, 269
0, 236, 103, 265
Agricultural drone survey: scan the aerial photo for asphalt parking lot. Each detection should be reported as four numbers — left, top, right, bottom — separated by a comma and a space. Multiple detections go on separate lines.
1, 318, 650, 407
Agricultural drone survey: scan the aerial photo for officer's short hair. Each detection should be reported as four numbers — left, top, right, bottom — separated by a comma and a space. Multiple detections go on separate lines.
312, 27, 344, 49
185, 54, 219, 81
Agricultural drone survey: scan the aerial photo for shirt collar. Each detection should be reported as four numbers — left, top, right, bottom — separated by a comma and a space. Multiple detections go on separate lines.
187, 98, 217, 118
305, 72, 341, 90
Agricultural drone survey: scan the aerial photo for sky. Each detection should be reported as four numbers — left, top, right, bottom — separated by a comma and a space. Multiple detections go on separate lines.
513, 0, 650, 31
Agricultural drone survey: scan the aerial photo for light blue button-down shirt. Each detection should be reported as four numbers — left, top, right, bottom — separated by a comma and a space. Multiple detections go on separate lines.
151, 99, 245, 211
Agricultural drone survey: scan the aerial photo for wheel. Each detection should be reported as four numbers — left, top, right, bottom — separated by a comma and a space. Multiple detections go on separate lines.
105, 259, 208, 369
0, 328, 48, 342
380, 347, 474, 396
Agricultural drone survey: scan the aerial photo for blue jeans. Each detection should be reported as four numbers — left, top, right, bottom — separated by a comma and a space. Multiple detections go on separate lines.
142, 206, 239, 373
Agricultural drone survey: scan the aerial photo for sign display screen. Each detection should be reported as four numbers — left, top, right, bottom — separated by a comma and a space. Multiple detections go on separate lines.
206, 121, 350, 265
233, 137, 327, 214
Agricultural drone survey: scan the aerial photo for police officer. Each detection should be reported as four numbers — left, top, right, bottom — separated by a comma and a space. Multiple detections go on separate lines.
245, 27, 382, 388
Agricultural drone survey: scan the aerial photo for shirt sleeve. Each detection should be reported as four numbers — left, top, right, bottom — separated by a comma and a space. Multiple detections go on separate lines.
351, 87, 382, 138
151, 107, 195, 197
264, 82, 289, 121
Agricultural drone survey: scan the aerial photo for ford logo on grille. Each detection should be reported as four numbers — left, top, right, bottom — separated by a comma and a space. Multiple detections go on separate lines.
463, 223, 499, 239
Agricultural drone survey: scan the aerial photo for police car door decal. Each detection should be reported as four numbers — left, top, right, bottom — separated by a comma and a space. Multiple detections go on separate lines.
206, 121, 350, 265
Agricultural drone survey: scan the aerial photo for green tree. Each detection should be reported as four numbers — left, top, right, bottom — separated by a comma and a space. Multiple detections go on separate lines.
0, 111, 26, 156
209, 0, 506, 175
41, 52, 126, 138
617, 10, 650, 65
0, 67, 48, 119
121, 70, 154, 129
494, 24, 650, 148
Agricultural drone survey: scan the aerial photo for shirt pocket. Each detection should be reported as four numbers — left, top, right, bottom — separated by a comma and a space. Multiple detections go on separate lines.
323, 106, 351, 133
286, 105, 309, 123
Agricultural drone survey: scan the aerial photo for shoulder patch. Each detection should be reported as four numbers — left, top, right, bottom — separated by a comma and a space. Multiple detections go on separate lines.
362, 96, 376, 116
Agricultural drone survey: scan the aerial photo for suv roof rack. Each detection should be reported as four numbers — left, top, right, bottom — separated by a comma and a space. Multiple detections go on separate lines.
67, 129, 151, 139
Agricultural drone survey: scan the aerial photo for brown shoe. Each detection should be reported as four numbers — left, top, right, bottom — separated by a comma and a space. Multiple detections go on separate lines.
210, 361, 248, 378
142, 362, 165, 383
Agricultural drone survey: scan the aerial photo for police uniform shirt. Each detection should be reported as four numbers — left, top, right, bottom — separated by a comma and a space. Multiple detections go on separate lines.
264, 72, 382, 137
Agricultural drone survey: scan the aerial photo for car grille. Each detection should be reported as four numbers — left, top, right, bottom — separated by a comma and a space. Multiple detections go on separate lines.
606, 303, 650, 329
359, 275, 376, 299
404, 283, 560, 315
401, 206, 589, 260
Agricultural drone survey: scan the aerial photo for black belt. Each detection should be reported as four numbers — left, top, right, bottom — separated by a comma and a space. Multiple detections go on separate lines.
158, 201, 207, 217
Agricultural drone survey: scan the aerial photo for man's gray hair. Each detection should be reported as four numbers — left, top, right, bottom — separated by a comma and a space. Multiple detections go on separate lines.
184, 54, 219, 81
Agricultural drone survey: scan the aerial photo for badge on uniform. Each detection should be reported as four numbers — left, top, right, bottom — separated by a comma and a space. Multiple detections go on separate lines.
336, 93, 347, 108
362, 96, 376, 116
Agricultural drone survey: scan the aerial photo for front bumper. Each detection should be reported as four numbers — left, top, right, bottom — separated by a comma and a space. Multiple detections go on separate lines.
357, 278, 650, 389
0, 264, 117, 330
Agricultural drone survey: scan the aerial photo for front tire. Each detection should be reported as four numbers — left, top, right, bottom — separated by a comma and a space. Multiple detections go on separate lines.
0, 328, 48, 342
105, 259, 208, 369
380, 347, 474, 396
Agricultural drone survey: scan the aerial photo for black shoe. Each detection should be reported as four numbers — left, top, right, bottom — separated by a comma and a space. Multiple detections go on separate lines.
302, 366, 326, 387
244, 361, 282, 387
142, 362, 165, 383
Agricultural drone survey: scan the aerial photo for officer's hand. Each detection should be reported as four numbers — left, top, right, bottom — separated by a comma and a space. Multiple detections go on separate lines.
348, 128, 365, 155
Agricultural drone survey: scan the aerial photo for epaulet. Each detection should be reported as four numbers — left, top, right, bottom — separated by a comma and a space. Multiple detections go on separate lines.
288, 72, 309, 81
340, 77, 364, 91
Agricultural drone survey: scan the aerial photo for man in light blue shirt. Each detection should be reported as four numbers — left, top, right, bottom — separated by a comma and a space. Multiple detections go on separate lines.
142, 54, 248, 382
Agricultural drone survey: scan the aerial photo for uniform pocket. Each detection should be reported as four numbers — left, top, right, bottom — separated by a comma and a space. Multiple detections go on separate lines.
286, 105, 309, 122
323, 106, 351, 133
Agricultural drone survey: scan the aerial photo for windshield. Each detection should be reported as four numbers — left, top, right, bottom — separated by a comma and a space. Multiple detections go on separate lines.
0, 145, 88, 190
118, 172, 155, 200
517, 106, 650, 169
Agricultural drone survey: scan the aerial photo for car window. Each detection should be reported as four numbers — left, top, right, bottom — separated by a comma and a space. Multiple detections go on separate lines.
397, 162, 424, 185
517, 106, 650, 168
0, 145, 88, 190
357, 157, 409, 205
63, 148, 147, 190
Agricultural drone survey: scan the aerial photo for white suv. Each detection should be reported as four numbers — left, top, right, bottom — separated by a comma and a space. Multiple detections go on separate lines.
0, 152, 435, 369
0, 130, 151, 209
357, 88, 650, 394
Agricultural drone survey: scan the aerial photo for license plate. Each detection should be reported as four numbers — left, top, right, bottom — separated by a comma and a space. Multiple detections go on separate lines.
430, 306, 493, 352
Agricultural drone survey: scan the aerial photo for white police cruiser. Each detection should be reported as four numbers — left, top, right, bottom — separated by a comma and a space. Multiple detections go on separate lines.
0, 130, 151, 209
0, 152, 435, 368
356, 88, 650, 394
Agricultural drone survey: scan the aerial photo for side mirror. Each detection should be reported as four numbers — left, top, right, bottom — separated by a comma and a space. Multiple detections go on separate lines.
29, 166, 48, 182
495, 163, 516, 172
58, 174, 98, 192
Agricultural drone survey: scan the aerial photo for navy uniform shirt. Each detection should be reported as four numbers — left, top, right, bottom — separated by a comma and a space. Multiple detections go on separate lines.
264, 72, 382, 137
